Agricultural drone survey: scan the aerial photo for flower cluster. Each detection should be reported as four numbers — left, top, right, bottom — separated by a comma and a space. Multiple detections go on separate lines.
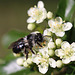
27, 1, 47, 24
55, 42, 75, 64
14, 1, 75, 74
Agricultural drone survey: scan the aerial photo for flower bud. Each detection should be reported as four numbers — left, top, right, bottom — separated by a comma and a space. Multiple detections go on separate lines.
27, 23, 36, 31
48, 49, 54, 56
16, 58, 24, 66
47, 11, 53, 19
23, 62, 28, 67
48, 42, 56, 49
56, 60, 63, 68
55, 38, 62, 47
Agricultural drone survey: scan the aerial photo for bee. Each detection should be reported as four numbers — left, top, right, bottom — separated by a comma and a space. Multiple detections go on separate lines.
8, 32, 45, 59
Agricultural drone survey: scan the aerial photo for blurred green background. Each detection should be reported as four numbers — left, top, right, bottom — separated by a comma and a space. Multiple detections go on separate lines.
0, 0, 59, 58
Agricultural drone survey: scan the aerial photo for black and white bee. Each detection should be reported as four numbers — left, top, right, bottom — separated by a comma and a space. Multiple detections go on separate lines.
8, 32, 46, 59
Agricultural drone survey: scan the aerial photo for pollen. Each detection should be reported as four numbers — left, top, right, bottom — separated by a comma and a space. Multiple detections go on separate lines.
36, 46, 38, 48
39, 47, 41, 48
43, 46, 45, 48
43, 41, 46, 44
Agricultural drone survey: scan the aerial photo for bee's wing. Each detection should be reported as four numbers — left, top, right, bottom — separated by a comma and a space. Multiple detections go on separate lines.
8, 41, 17, 49
8, 38, 24, 49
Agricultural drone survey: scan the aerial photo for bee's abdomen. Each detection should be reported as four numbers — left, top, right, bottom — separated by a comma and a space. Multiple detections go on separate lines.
13, 46, 21, 53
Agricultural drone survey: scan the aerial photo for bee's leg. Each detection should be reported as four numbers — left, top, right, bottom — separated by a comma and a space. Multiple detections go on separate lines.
37, 42, 42, 47
29, 47, 35, 54
24, 49, 28, 59
28, 40, 35, 54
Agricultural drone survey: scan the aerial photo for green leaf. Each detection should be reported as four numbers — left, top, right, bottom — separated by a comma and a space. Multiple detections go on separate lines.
56, 0, 75, 21
56, 0, 75, 41
2, 30, 29, 48
70, 19, 75, 42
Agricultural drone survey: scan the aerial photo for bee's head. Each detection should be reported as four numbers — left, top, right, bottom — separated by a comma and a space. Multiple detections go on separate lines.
36, 33, 43, 42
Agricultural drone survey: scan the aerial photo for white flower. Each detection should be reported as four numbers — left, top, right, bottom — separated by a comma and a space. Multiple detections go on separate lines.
43, 28, 52, 36
47, 11, 53, 19
27, 23, 36, 31
55, 49, 64, 58
32, 54, 41, 65
63, 22, 72, 31
48, 41, 56, 49
71, 42, 75, 49
27, 1, 47, 24
37, 1, 44, 8
49, 58, 56, 68
55, 41, 75, 64
32, 48, 49, 67
16, 58, 24, 66
48, 17, 72, 37
39, 47, 49, 58
56, 60, 63, 68
38, 63, 48, 74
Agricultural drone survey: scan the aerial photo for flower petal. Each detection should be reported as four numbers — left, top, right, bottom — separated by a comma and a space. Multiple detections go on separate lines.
28, 8, 35, 16
62, 58, 71, 64
48, 20, 56, 27
32, 54, 41, 65
36, 19, 43, 24
38, 1, 44, 8
63, 22, 72, 31
55, 32, 65, 37
43, 28, 51, 36
39, 47, 49, 58
38, 64, 48, 74
55, 17, 63, 25
71, 42, 75, 49
27, 17, 35, 23
55, 49, 64, 58
70, 55, 75, 61
41, 8, 47, 19
61, 41, 70, 50
49, 58, 56, 68
35, 8, 47, 23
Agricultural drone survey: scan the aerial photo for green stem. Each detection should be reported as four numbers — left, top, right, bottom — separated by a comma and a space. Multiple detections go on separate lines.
52, 33, 57, 43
